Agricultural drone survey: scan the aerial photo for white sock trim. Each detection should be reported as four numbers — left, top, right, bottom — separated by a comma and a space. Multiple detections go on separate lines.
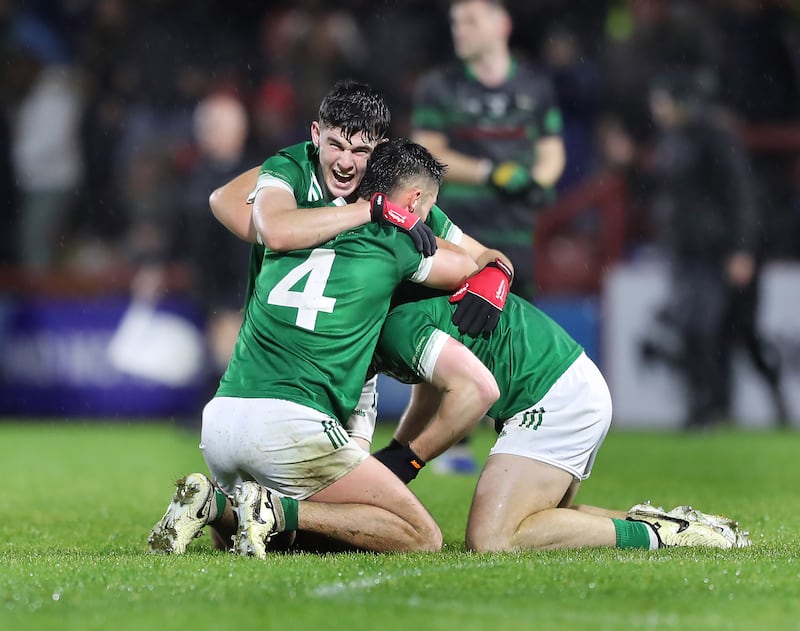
645, 524, 660, 549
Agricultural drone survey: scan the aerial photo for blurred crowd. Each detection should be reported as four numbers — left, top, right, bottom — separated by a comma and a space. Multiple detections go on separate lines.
1, 0, 799, 279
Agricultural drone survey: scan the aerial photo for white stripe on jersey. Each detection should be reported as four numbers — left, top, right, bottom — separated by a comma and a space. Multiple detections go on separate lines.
445, 224, 463, 245
247, 174, 294, 203
308, 173, 323, 202
416, 329, 450, 382
408, 255, 434, 284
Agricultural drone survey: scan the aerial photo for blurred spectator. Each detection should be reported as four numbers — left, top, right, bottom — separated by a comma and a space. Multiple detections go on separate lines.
599, 0, 720, 143
251, 77, 306, 154
714, 0, 800, 260
119, 139, 179, 266
180, 92, 256, 384
0, 89, 15, 265
255, 2, 369, 123
359, 0, 448, 137
639, 70, 787, 429
715, 0, 800, 125
74, 0, 135, 250
540, 22, 601, 190
4, 10, 84, 269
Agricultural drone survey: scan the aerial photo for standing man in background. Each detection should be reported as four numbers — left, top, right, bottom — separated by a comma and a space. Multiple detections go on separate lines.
182, 92, 257, 398
411, 0, 565, 473
411, 0, 565, 302
644, 71, 786, 430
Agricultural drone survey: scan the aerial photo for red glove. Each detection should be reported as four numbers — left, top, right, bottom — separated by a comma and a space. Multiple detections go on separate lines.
450, 258, 513, 336
370, 192, 437, 257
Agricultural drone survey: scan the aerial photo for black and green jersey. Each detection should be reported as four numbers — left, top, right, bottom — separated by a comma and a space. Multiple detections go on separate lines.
412, 60, 563, 296
373, 294, 582, 424
218, 223, 431, 424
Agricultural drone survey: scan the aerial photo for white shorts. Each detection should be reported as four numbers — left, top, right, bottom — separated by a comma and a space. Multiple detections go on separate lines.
490, 352, 612, 481
343, 375, 378, 445
200, 397, 369, 500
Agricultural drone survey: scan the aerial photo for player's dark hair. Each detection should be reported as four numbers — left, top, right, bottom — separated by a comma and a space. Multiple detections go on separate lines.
317, 79, 391, 143
356, 138, 447, 199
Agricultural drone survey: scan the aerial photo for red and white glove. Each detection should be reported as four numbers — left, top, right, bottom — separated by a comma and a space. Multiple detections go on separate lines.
449, 258, 513, 336
370, 192, 437, 257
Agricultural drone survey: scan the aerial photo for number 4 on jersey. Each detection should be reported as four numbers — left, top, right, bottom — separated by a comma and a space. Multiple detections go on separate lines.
267, 249, 337, 331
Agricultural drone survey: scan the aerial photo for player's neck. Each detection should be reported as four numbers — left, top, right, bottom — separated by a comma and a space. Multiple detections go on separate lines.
467, 47, 512, 88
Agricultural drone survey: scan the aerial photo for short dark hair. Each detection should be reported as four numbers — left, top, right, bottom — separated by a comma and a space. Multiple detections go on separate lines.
317, 79, 391, 143
357, 138, 447, 200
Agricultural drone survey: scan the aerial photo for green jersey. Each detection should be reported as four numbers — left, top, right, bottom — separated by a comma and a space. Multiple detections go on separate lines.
218, 223, 431, 424
221, 140, 465, 422
373, 294, 583, 425
242, 141, 338, 312
241, 142, 463, 312
426, 203, 463, 244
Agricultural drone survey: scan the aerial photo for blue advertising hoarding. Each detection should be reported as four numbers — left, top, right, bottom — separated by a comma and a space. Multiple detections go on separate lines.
0, 296, 207, 417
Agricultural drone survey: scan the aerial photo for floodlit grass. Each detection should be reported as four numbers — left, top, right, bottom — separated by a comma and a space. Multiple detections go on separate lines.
1, 420, 798, 630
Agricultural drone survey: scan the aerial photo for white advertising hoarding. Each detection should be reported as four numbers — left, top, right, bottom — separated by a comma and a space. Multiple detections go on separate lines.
603, 261, 800, 429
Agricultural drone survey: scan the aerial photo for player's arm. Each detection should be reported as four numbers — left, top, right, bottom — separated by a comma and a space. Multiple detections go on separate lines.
412, 129, 490, 185
408, 339, 498, 461
413, 128, 565, 195
208, 166, 373, 249
420, 239, 478, 290
458, 232, 513, 275
393, 382, 443, 446
252, 187, 372, 252
532, 135, 566, 189
374, 338, 499, 482
209, 166, 261, 242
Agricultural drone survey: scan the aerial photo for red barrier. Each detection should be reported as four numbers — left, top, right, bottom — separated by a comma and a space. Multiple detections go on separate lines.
534, 172, 628, 295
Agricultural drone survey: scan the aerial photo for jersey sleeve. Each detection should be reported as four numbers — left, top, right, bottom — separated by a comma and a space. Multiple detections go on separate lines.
387, 227, 433, 284
375, 303, 450, 384
247, 153, 302, 202
426, 204, 463, 244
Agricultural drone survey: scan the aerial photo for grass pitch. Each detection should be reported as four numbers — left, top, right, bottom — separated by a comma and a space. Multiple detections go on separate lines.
1, 420, 798, 630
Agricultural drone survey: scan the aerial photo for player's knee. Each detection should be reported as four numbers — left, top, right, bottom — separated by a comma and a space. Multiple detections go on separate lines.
413, 520, 443, 552
465, 522, 512, 552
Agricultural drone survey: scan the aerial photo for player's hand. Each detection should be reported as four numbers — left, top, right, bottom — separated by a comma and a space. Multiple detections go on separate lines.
449, 258, 513, 336
489, 161, 534, 196
370, 192, 437, 257
373, 440, 425, 484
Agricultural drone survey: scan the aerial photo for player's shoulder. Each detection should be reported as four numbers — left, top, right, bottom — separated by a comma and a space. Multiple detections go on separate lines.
327, 225, 421, 277
273, 141, 316, 165
417, 62, 464, 92
331, 221, 394, 248
259, 141, 323, 199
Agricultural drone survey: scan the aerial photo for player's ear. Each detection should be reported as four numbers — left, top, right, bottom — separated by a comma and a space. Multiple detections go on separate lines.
408, 189, 422, 212
310, 121, 321, 147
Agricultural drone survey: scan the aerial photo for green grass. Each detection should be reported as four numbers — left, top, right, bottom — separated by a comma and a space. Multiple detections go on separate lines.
1, 421, 798, 630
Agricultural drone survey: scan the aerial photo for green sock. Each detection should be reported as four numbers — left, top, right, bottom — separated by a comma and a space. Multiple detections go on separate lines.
210, 490, 227, 524
613, 518, 655, 549
279, 497, 299, 531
